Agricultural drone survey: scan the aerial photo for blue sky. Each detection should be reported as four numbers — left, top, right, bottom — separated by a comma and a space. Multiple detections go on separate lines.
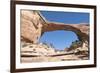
39, 11, 89, 50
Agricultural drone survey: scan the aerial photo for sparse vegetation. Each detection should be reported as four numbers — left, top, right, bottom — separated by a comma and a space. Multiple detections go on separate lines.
42, 42, 55, 48
70, 40, 82, 49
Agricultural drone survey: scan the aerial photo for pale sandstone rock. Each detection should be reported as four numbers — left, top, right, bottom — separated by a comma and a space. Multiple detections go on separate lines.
21, 10, 89, 44
20, 10, 89, 62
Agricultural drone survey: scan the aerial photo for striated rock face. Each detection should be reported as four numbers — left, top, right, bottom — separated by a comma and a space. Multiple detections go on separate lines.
21, 42, 55, 56
21, 10, 46, 43
21, 10, 89, 45
21, 42, 85, 62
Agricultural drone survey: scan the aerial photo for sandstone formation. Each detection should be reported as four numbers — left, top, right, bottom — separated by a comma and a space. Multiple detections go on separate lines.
21, 42, 55, 56
21, 42, 86, 63
21, 10, 89, 45
20, 10, 89, 63
21, 10, 46, 43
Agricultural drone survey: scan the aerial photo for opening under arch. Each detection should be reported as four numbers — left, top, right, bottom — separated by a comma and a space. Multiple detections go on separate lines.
39, 30, 79, 50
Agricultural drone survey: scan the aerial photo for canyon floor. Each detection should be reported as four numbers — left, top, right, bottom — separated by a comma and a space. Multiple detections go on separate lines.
21, 42, 88, 63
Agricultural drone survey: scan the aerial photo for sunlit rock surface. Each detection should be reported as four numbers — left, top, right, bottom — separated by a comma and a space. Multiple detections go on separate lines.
20, 10, 89, 63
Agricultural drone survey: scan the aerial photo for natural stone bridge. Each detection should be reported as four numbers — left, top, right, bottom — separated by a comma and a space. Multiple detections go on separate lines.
21, 10, 89, 47
42, 22, 89, 42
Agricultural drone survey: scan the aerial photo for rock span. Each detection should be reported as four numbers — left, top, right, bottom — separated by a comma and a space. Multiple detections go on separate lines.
21, 10, 89, 47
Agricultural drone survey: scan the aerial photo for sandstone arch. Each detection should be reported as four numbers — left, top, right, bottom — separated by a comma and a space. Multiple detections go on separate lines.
21, 10, 89, 48
42, 22, 89, 43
